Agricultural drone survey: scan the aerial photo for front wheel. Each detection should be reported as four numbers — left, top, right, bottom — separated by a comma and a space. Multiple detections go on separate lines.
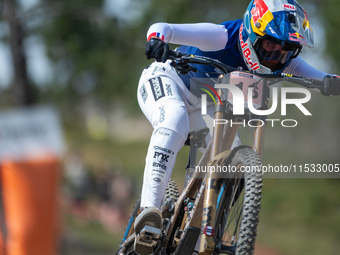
214, 147, 263, 255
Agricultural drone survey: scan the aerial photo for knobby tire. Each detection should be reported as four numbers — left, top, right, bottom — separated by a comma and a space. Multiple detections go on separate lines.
214, 147, 262, 255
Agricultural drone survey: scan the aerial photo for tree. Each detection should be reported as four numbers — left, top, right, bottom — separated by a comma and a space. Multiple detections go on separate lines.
317, 0, 340, 73
40, 0, 251, 106
2, 0, 34, 106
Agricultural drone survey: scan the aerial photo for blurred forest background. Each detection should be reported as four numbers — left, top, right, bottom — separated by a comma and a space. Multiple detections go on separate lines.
0, 0, 340, 255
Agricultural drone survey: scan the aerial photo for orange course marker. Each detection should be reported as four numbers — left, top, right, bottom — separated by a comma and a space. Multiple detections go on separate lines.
0, 157, 61, 255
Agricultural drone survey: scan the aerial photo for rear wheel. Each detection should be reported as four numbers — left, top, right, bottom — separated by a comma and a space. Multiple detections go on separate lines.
214, 148, 262, 255
164, 179, 179, 204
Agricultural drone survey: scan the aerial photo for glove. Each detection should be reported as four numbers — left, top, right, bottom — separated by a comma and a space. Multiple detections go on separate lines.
145, 37, 169, 63
321, 75, 340, 96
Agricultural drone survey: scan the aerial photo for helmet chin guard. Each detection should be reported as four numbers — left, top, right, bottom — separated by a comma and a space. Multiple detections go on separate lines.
240, 0, 314, 74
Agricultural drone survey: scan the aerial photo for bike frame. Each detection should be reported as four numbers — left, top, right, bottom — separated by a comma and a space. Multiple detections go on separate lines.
165, 75, 267, 255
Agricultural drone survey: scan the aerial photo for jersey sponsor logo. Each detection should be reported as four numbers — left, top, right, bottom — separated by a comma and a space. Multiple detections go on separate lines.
152, 66, 159, 75
152, 169, 165, 174
153, 149, 170, 170
165, 84, 173, 96
151, 66, 165, 75
159, 106, 165, 123
153, 162, 167, 170
149, 77, 165, 101
153, 151, 169, 163
140, 84, 148, 103
158, 130, 170, 136
148, 32, 165, 41
239, 24, 260, 71
153, 177, 161, 182
152, 170, 166, 182
154, 146, 174, 155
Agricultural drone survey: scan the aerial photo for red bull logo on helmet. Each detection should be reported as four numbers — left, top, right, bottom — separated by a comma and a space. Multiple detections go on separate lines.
251, 0, 269, 24
289, 32, 306, 44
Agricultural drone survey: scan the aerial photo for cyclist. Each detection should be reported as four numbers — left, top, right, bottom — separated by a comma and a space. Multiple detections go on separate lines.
134, 0, 340, 253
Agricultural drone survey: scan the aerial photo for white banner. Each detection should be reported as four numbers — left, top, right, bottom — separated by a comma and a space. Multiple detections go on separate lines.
0, 106, 65, 161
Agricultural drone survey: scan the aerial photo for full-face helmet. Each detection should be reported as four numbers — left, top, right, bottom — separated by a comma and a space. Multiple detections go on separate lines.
240, 0, 314, 73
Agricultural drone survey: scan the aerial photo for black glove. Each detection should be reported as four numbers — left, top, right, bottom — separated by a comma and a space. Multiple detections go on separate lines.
145, 37, 169, 63
321, 75, 340, 96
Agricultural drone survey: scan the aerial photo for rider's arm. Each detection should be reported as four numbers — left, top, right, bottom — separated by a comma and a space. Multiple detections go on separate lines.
284, 56, 333, 80
146, 22, 228, 52
285, 56, 340, 95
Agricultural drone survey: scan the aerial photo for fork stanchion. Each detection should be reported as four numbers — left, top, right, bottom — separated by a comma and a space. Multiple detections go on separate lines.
221, 124, 239, 152
210, 89, 226, 160
253, 122, 266, 159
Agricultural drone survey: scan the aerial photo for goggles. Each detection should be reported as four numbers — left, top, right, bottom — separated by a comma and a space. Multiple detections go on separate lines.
254, 37, 302, 65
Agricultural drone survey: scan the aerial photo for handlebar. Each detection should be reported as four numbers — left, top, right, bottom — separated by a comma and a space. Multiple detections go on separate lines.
168, 50, 324, 90
168, 50, 236, 74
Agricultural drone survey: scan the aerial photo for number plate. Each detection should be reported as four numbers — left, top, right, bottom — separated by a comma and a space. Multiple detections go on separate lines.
225, 71, 268, 110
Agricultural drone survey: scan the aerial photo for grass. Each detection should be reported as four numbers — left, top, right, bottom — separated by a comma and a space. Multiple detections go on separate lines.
61, 214, 122, 255
257, 178, 340, 255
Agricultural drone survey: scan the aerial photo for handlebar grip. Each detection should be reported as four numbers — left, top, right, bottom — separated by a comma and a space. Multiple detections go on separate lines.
283, 75, 323, 88
168, 50, 182, 60
310, 78, 324, 86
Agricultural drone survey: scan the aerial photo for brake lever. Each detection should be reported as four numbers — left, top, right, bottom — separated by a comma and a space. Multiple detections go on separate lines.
170, 61, 197, 75
168, 50, 183, 60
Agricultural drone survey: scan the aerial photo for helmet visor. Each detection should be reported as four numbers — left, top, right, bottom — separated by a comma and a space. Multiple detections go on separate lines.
255, 38, 301, 70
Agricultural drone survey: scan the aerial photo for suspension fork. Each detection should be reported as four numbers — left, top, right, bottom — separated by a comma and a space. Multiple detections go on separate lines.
253, 121, 266, 159
199, 88, 242, 255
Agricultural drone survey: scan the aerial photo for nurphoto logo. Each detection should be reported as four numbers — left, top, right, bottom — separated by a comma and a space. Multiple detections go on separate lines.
198, 75, 312, 128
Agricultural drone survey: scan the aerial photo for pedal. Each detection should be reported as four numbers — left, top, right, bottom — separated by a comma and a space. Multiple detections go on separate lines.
136, 225, 161, 248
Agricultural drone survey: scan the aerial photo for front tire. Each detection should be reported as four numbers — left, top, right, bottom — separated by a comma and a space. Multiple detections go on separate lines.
214, 148, 262, 255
